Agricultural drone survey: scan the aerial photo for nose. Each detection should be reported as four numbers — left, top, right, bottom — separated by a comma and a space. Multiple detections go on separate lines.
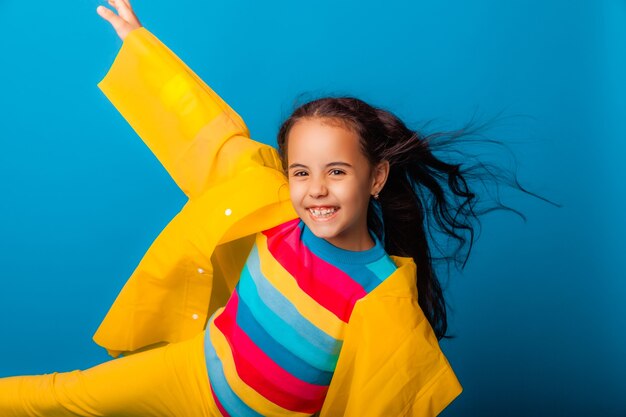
308, 175, 328, 198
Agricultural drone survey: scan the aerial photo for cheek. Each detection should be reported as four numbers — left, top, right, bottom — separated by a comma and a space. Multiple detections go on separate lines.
288, 181, 304, 206
340, 180, 371, 204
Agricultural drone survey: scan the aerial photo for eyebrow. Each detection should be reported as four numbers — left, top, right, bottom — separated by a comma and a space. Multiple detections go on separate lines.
288, 162, 353, 170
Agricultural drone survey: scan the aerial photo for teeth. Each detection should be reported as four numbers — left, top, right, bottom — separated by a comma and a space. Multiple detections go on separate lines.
309, 208, 337, 217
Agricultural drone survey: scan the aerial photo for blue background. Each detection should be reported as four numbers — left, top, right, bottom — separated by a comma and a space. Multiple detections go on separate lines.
0, 0, 624, 415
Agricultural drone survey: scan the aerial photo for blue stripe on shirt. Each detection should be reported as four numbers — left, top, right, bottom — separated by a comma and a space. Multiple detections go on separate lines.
246, 244, 341, 355
205, 324, 264, 417
236, 264, 339, 372
235, 292, 334, 385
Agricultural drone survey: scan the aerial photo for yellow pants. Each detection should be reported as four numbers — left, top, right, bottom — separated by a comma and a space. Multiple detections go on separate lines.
0, 330, 221, 417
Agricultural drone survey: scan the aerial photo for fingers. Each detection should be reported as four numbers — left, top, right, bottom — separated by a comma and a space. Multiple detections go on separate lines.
105, 0, 141, 27
107, 0, 131, 10
96, 5, 126, 30
97, 0, 142, 41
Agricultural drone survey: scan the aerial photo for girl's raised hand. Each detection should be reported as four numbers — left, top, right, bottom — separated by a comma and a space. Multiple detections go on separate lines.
97, 0, 142, 41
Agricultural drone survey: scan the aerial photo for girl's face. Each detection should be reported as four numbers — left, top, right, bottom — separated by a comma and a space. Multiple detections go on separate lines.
286, 118, 389, 251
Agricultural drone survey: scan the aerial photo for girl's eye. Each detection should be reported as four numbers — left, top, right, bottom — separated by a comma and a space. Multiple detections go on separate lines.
291, 170, 344, 177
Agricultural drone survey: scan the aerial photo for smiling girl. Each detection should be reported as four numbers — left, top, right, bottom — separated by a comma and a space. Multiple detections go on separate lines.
0, 1, 547, 416
285, 117, 389, 251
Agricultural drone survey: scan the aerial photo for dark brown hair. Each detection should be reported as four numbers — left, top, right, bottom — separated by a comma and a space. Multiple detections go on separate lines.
277, 97, 558, 340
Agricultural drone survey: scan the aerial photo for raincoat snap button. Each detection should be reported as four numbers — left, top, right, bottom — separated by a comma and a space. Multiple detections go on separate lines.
192, 313, 199, 320
224, 208, 232, 216
197, 267, 204, 274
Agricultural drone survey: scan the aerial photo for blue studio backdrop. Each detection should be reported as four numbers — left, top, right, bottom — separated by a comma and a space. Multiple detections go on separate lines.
0, 1, 624, 416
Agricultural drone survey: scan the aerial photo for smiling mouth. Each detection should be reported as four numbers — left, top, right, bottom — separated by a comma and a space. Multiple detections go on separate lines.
308, 207, 339, 219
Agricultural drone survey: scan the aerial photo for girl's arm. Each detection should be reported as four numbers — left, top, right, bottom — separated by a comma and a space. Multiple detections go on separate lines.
97, 1, 280, 199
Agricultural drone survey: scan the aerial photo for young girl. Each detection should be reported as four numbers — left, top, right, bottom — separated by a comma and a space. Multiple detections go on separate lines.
0, 1, 543, 416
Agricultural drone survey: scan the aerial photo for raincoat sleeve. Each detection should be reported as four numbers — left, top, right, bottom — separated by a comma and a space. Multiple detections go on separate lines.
97, 26, 283, 198
92, 27, 290, 358
320, 291, 463, 416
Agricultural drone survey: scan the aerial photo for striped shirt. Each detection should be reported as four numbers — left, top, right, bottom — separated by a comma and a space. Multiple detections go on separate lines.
204, 218, 397, 417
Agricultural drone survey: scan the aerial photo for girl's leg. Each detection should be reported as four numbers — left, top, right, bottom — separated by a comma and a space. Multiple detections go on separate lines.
0, 330, 219, 417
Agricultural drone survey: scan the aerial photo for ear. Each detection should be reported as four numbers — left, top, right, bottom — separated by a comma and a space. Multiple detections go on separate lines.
370, 160, 390, 196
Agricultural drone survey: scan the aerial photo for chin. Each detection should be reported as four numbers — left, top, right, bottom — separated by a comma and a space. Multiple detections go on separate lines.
311, 228, 337, 240
302, 219, 330, 235
301, 218, 339, 239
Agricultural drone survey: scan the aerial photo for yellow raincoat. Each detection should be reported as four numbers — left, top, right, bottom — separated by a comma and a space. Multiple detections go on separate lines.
94, 27, 462, 416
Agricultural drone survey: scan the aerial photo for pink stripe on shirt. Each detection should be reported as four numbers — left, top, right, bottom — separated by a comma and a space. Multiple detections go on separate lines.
215, 291, 328, 413
262, 219, 367, 322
